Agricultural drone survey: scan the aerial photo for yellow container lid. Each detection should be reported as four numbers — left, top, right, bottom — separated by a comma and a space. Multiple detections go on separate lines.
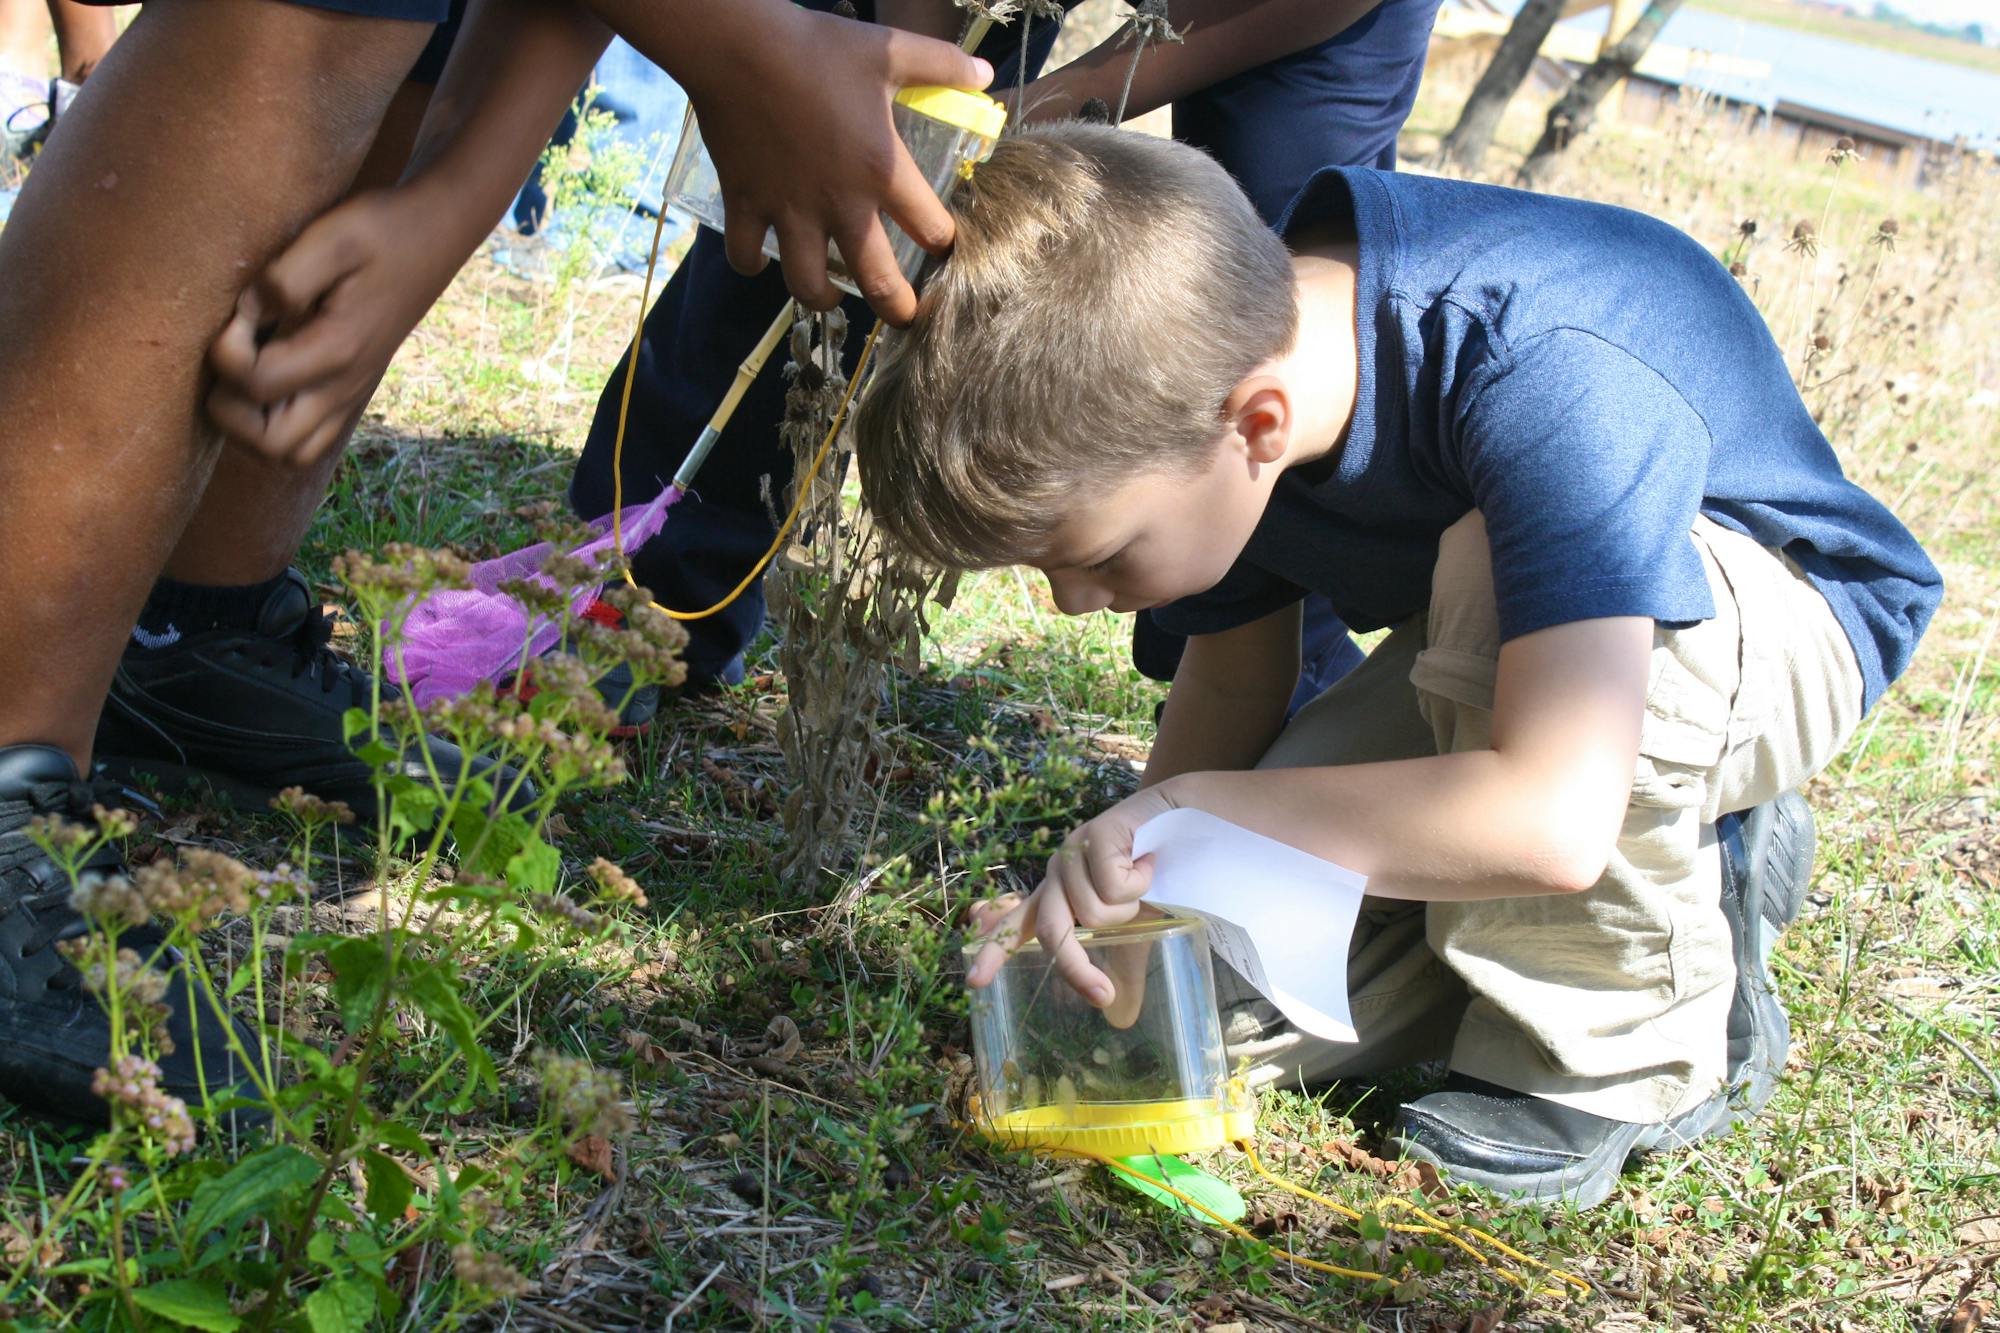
895, 85, 1008, 141
969, 1083, 1256, 1161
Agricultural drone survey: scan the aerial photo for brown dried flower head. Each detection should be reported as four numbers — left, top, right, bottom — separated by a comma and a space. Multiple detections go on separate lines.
26, 814, 95, 855
533, 1050, 634, 1137
451, 1242, 533, 1302
133, 847, 256, 927
334, 543, 472, 600
91, 1055, 196, 1156
271, 786, 356, 826
537, 551, 601, 594
587, 857, 648, 908
70, 872, 150, 929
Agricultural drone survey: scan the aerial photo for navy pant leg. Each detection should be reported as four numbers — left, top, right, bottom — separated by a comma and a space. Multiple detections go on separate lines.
1131, 0, 1438, 712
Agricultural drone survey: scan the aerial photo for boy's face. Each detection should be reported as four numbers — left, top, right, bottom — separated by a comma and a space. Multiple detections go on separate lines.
1031, 432, 1281, 617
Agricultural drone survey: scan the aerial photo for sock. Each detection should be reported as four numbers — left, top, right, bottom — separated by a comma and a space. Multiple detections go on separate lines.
130, 573, 291, 653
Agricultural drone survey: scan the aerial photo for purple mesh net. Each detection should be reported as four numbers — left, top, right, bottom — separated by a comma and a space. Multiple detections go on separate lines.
386, 486, 681, 706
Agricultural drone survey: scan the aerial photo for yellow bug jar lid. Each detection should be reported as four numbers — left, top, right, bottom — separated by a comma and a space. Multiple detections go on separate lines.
894, 85, 1009, 141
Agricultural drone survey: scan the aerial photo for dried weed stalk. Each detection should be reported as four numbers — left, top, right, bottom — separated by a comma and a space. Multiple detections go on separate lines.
767, 312, 959, 890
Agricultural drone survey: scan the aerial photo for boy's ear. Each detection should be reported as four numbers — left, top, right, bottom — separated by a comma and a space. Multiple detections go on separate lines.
1222, 372, 1291, 466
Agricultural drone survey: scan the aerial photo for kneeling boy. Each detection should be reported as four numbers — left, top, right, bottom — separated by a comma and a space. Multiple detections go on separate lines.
854, 123, 1941, 1208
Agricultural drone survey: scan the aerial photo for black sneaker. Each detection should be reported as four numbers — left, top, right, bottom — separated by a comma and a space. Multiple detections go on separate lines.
95, 570, 529, 823
1386, 794, 1814, 1208
1385, 1073, 1725, 1211
1707, 791, 1813, 1130
0, 744, 261, 1126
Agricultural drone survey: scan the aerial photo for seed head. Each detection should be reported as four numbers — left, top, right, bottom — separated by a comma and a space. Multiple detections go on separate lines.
1873, 217, 1899, 250
537, 551, 601, 594
132, 847, 256, 927
1786, 220, 1819, 257
1825, 136, 1857, 165
533, 1050, 633, 1137
271, 786, 356, 826
26, 815, 95, 855
587, 858, 648, 908
71, 872, 150, 928
91, 1055, 195, 1156
333, 544, 471, 599
450, 1242, 533, 1302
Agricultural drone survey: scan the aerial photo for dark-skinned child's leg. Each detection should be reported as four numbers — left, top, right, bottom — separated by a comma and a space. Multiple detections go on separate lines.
0, 0, 432, 1126
88, 6, 525, 822
47, 0, 116, 81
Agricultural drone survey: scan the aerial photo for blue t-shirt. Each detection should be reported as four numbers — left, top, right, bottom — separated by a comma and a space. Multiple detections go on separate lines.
1154, 168, 1941, 709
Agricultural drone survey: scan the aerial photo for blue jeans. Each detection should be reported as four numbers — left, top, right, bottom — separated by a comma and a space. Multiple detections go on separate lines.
566, 0, 1439, 701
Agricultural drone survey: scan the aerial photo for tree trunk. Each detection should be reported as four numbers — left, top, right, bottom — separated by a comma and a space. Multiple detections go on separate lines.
1437, 0, 1567, 174
1517, 0, 1686, 186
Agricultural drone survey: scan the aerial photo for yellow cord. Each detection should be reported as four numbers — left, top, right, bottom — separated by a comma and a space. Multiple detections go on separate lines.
1237, 1141, 1593, 1297
1054, 1142, 1591, 1300
606, 187, 882, 623
1091, 1153, 1387, 1283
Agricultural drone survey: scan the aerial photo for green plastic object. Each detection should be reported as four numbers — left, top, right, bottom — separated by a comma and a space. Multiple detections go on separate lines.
1112, 1153, 1247, 1224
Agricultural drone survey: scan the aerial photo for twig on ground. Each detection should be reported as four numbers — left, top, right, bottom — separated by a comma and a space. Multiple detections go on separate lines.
663, 1260, 727, 1331
1880, 994, 2000, 1102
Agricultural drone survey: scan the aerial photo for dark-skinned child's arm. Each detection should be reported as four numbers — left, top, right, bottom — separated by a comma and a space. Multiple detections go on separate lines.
1023, 0, 1390, 122
210, 0, 993, 463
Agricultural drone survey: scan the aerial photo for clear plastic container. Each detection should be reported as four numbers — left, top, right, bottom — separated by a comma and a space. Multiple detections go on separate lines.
664, 85, 1007, 298
965, 915, 1254, 1158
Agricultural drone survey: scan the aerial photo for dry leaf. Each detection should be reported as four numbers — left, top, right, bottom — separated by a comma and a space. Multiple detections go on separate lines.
1948, 1298, 1992, 1333
1321, 1138, 1394, 1177
1468, 1308, 1505, 1333
1863, 1175, 1911, 1214
623, 1028, 671, 1068
1411, 1158, 1448, 1200
766, 1015, 803, 1063
566, 1134, 614, 1180
1955, 1215, 2000, 1246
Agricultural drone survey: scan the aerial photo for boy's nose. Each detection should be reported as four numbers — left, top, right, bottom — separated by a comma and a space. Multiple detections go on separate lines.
1044, 572, 1113, 617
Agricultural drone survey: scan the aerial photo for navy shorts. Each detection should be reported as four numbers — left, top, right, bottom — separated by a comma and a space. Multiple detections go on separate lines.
73, 0, 460, 85
73, 0, 448, 15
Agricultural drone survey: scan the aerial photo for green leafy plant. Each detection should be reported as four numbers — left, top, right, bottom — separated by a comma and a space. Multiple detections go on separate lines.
0, 546, 683, 1331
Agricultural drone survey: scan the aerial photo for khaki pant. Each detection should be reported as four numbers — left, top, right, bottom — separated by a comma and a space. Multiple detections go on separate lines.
1221, 513, 1865, 1123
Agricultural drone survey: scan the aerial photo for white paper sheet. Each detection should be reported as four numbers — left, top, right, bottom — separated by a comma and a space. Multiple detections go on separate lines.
1133, 808, 1367, 1043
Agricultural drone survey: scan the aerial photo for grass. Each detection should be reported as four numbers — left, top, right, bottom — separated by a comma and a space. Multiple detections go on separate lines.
5, 52, 1999, 1333
1685, 0, 2000, 75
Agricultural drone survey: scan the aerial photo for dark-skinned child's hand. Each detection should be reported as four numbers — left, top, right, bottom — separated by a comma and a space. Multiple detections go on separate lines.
672, 3, 992, 323
206, 185, 452, 464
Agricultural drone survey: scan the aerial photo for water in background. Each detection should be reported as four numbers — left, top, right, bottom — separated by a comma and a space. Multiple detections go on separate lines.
1510, 0, 2000, 151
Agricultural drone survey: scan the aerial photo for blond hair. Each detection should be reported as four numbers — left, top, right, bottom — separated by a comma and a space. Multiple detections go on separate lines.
854, 122, 1298, 570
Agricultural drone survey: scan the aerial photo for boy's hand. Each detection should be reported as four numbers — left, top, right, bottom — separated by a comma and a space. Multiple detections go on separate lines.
207, 187, 452, 465
965, 786, 1178, 1011
679, 5, 992, 324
